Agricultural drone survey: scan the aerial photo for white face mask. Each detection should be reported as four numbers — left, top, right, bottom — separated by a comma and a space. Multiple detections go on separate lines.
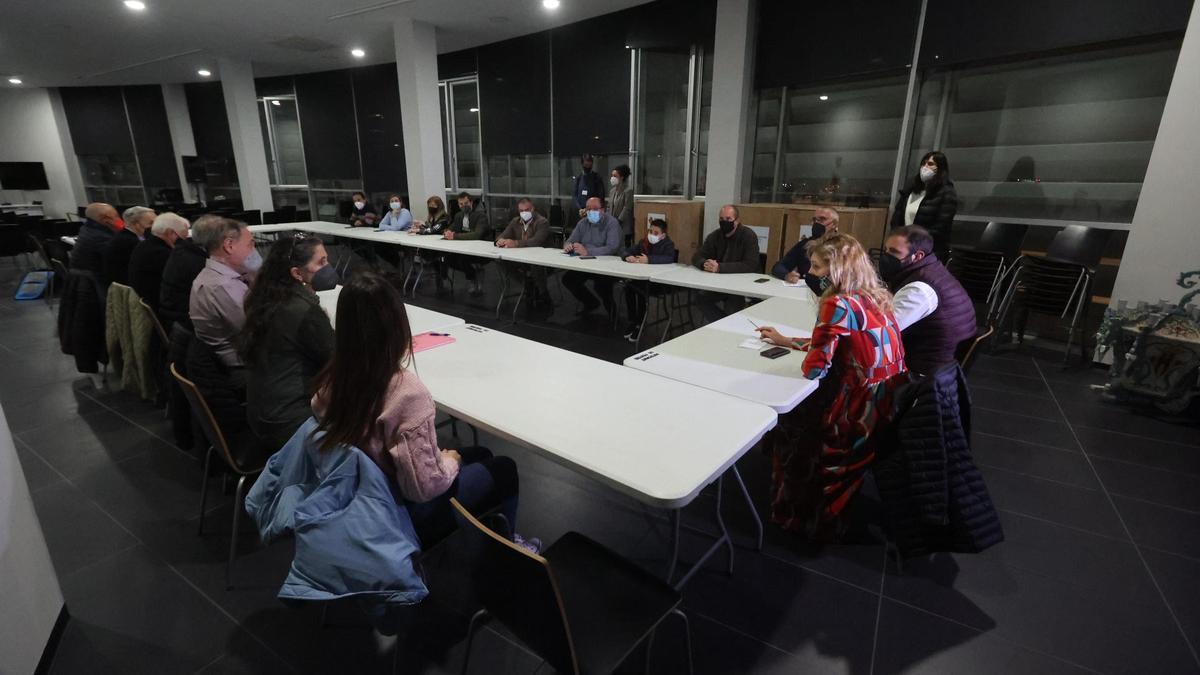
919, 166, 936, 183
354, 201, 366, 210
390, 201, 401, 210
647, 233, 661, 245
519, 210, 533, 222
610, 176, 619, 187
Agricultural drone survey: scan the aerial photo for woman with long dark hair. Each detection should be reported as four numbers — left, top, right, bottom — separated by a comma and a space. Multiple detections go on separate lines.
241, 234, 338, 449
756, 233, 907, 540
309, 272, 531, 549
890, 151, 957, 258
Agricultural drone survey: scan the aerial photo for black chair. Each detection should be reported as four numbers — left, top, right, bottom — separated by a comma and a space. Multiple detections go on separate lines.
0, 224, 32, 267
1045, 224, 1109, 271
230, 210, 262, 225
955, 325, 995, 373
275, 205, 297, 223
170, 364, 268, 588
452, 498, 692, 675
295, 209, 312, 222
948, 222, 1027, 324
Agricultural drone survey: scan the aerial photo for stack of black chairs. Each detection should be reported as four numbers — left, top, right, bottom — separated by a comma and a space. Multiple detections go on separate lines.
947, 221, 1028, 326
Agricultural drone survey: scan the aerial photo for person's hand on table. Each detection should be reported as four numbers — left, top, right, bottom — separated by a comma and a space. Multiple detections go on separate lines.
574, 244, 589, 256
632, 254, 648, 264
441, 449, 462, 465
784, 270, 801, 284
563, 242, 576, 253
443, 231, 456, 240
702, 259, 720, 273
755, 326, 789, 347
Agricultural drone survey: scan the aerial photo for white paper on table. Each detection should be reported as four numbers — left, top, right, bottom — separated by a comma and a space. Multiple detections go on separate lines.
782, 279, 803, 287
738, 338, 768, 350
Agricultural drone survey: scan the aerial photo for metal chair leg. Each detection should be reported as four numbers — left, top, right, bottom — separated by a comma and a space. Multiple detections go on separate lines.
460, 609, 489, 675
227, 474, 248, 589
674, 609, 694, 675
197, 446, 214, 535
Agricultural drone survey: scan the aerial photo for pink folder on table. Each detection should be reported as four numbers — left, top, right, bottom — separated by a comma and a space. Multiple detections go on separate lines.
412, 331, 456, 353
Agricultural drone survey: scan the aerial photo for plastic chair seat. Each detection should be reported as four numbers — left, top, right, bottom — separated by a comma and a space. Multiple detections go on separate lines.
542, 531, 681, 674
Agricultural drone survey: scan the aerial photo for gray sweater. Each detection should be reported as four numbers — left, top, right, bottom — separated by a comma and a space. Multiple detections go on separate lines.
566, 213, 622, 256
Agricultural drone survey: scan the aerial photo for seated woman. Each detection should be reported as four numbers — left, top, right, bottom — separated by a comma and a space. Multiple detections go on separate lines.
408, 196, 453, 289
240, 235, 338, 450
310, 272, 535, 550
756, 233, 907, 540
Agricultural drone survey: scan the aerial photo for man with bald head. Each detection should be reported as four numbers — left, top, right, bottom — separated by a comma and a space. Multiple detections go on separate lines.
561, 196, 622, 315
691, 204, 762, 322
772, 206, 839, 283
70, 202, 123, 277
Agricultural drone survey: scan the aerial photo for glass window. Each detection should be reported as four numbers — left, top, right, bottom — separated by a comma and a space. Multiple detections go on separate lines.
258, 97, 307, 188
749, 88, 785, 202
694, 46, 713, 197
452, 81, 482, 190
636, 51, 691, 196
911, 42, 1180, 222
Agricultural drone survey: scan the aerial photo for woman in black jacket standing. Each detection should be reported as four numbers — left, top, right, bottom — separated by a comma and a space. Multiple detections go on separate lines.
890, 151, 957, 258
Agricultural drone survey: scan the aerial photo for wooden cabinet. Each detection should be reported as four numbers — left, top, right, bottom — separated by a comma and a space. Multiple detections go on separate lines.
733, 204, 788, 273
634, 199, 705, 264
782, 205, 889, 253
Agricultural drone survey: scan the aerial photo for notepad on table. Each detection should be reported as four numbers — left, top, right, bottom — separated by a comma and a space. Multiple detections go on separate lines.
412, 331, 456, 353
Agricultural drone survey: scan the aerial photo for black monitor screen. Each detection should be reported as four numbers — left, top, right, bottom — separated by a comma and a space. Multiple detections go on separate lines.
0, 162, 50, 190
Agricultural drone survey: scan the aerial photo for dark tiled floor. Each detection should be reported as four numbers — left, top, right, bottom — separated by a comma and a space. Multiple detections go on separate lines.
4, 256, 1200, 674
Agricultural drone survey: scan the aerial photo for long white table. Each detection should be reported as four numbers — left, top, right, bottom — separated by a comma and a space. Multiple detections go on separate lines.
653, 265, 817, 301
411, 322, 778, 587
316, 286, 465, 333
625, 296, 820, 414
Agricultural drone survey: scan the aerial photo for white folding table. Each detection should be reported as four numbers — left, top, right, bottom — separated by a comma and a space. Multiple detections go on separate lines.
652, 265, 817, 301
411, 323, 779, 588
315, 286, 465, 334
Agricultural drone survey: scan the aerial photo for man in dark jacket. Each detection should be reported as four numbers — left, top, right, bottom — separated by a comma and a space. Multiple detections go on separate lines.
129, 212, 189, 310
571, 154, 605, 218
692, 204, 762, 323
103, 206, 155, 287
882, 226, 977, 376
496, 198, 552, 307
159, 214, 213, 332
771, 207, 839, 282
443, 192, 492, 295
60, 202, 122, 382
621, 218, 677, 341
69, 202, 121, 274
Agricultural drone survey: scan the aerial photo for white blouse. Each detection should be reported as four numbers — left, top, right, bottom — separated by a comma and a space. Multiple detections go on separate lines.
904, 191, 925, 226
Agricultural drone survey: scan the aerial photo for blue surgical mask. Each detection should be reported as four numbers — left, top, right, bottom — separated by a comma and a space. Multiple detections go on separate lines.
240, 249, 263, 275
587, 209, 601, 224
390, 201, 401, 211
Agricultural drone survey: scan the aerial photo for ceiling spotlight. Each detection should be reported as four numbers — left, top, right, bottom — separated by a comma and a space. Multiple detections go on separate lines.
469, 107, 479, 113
542, 0, 560, 9
818, 95, 829, 101
271, 100, 281, 106
197, 69, 211, 77
124, 0, 146, 10
8, 78, 22, 85
351, 48, 366, 58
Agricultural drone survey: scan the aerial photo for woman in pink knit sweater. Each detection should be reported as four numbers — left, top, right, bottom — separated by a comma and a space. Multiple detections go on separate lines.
309, 272, 529, 549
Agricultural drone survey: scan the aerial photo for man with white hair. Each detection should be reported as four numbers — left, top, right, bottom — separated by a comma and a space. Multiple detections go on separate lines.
129, 212, 189, 311
103, 205, 156, 286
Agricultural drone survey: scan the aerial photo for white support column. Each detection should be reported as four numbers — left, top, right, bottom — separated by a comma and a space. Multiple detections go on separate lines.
394, 18, 446, 221
217, 57, 273, 213
1110, 3, 1200, 308
702, 0, 756, 235
161, 83, 198, 203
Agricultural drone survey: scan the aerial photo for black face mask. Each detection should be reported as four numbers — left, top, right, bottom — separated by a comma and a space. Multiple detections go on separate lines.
804, 273, 830, 296
310, 265, 339, 292
460, 203, 471, 213
718, 219, 735, 235
810, 220, 827, 240
879, 253, 908, 282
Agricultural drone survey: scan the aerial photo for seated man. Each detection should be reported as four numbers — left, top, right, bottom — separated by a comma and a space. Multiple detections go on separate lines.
443, 192, 492, 295
561, 197, 622, 316
189, 217, 260, 380
103, 206, 155, 287
496, 198, 552, 308
160, 214, 214, 332
771, 206, 839, 283
61, 202, 123, 382
129, 212, 189, 310
621, 218, 677, 341
881, 225, 977, 376
691, 204, 761, 323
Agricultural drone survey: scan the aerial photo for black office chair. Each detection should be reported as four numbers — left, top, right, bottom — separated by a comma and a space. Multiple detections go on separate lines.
451, 499, 693, 675
948, 222, 1027, 324
170, 364, 269, 589
0, 224, 32, 268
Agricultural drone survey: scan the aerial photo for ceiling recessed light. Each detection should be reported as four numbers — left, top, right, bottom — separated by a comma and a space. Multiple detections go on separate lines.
818, 95, 829, 101
197, 69, 211, 77
350, 48, 366, 58
542, 0, 560, 9
124, 0, 146, 10
8, 78, 22, 85
469, 107, 479, 113
270, 100, 281, 106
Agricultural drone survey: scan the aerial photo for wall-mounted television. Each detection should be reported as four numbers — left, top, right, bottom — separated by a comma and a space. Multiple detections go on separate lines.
0, 162, 50, 190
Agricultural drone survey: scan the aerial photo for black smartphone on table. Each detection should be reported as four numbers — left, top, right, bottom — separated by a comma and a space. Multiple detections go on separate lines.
760, 346, 790, 359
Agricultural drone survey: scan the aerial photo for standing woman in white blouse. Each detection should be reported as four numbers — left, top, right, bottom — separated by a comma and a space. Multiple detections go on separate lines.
890, 151, 957, 258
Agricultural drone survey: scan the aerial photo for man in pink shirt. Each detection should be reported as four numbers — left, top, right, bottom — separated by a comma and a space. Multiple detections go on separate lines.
189, 217, 261, 369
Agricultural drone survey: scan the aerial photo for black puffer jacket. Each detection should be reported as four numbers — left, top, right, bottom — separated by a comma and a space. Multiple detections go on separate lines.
185, 331, 248, 444
58, 269, 108, 374
890, 179, 958, 256
873, 362, 1004, 557
159, 239, 207, 331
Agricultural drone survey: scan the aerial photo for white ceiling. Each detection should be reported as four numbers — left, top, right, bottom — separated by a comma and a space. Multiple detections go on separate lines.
0, 0, 651, 87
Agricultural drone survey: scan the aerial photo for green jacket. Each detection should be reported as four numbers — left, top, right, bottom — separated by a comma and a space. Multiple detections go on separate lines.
105, 283, 158, 401
246, 289, 335, 450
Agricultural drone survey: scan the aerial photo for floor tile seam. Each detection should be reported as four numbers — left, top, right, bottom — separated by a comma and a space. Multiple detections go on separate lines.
190, 652, 230, 675
76, 387, 200, 461
868, 545, 888, 675
972, 404, 1063, 423
979, 462, 1102, 492
683, 609, 807, 660
1072, 423, 1200, 450
874, 596, 1107, 674
974, 430, 1083, 454
995, 507, 1132, 544
755, 548, 885, 598
59, 542, 144, 585
1033, 359, 1200, 669
1139, 544, 1200, 565
1104, 492, 1200, 518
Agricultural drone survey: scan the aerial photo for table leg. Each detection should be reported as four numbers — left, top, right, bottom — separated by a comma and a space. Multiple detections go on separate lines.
672, 474, 734, 590
666, 508, 681, 584
634, 280, 652, 351
494, 264, 509, 319
731, 465, 764, 551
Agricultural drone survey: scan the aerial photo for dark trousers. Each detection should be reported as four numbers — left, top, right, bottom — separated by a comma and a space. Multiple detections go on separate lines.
405, 446, 519, 547
447, 254, 483, 282
503, 262, 549, 298
624, 283, 663, 327
563, 271, 615, 311
696, 291, 743, 324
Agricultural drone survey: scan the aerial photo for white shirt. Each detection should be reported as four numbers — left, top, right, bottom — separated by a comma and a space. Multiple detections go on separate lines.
904, 191, 924, 226
892, 281, 938, 330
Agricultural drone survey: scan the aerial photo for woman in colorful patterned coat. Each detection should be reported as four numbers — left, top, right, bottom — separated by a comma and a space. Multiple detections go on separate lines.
757, 233, 908, 539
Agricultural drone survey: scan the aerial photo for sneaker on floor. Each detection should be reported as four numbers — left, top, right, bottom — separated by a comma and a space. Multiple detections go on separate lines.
512, 533, 542, 554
